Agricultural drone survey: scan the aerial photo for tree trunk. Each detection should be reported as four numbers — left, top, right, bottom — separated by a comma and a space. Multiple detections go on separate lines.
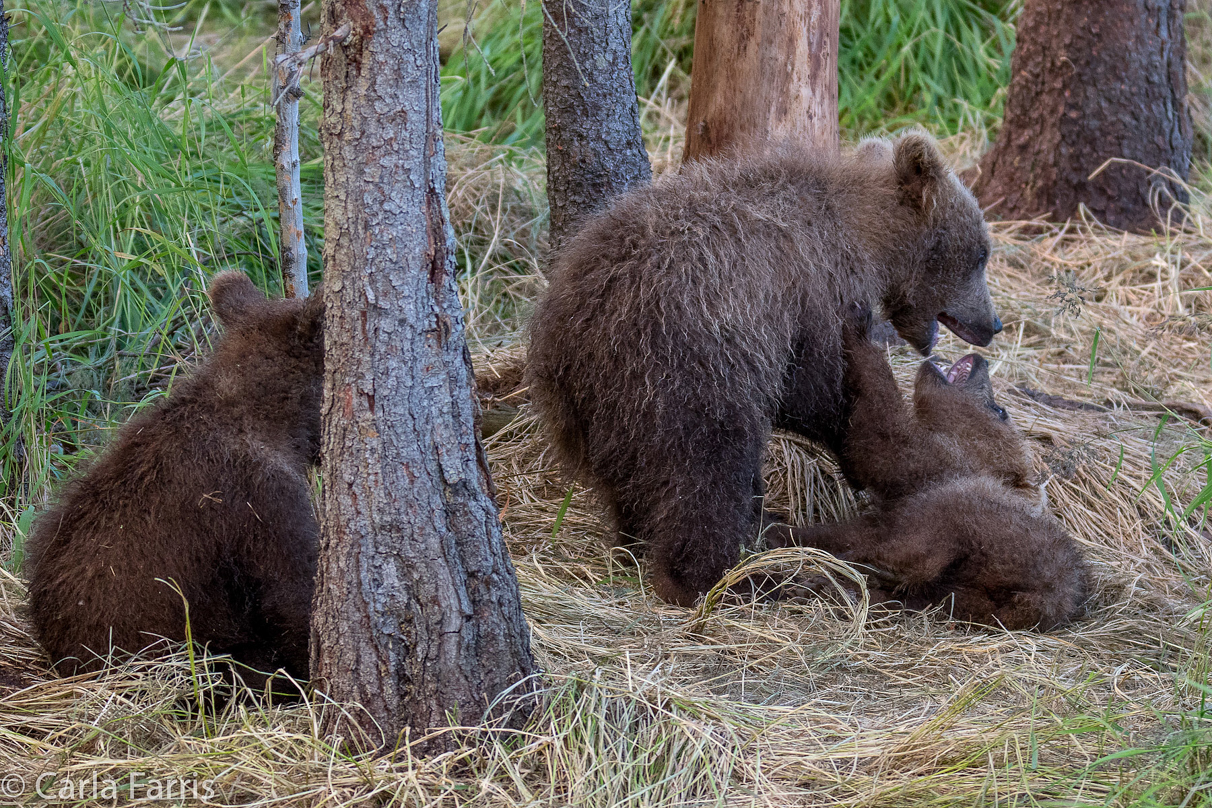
274, 0, 308, 298
973, 0, 1191, 233
0, 0, 18, 480
312, 0, 537, 751
682, 0, 839, 163
542, 0, 652, 252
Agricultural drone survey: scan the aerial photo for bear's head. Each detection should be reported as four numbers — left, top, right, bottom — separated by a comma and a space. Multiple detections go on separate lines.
207, 272, 325, 463
878, 133, 1000, 354
913, 353, 1035, 497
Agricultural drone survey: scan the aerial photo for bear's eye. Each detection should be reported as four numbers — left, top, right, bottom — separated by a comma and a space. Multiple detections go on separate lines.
976, 247, 989, 267
988, 402, 1008, 421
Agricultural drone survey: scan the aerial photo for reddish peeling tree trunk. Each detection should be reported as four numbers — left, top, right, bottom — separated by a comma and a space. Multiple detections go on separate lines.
543, 0, 651, 252
974, 0, 1192, 233
312, 0, 537, 751
683, 0, 839, 162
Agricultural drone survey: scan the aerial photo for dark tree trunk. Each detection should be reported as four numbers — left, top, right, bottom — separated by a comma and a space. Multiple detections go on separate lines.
683, 0, 839, 162
312, 0, 537, 751
973, 0, 1191, 233
542, 0, 651, 252
0, 0, 18, 479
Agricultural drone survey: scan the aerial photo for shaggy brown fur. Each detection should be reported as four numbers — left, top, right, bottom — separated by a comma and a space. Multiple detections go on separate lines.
526, 133, 1001, 605
26, 273, 323, 687
769, 308, 1088, 631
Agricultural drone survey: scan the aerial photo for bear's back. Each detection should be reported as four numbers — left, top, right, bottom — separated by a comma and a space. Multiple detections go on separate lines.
550, 149, 890, 311
530, 148, 896, 429
26, 383, 307, 670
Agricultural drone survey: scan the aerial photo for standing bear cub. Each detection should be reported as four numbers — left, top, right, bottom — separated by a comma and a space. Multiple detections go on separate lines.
527, 133, 1001, 605
27, 272, 323, 686
768, 307, 1088, 631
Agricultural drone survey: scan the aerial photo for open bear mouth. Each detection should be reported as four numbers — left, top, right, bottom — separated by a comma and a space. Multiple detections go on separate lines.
946, 354, 978, 385
938, 313, 984, 346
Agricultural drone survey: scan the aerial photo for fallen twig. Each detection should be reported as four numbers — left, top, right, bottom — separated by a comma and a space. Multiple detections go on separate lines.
1014, 386, 1212, 427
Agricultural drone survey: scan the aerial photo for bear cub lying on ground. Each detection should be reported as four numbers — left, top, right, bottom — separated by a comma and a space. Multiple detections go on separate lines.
27, 272, 323, 687
768, 307, 1089, 631
527, 132, 1002, 605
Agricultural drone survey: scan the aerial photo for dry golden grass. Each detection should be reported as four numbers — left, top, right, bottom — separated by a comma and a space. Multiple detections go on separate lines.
2, 138, 1211, 806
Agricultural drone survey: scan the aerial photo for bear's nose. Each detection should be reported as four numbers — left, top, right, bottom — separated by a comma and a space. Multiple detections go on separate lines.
992, 315, 1003, 334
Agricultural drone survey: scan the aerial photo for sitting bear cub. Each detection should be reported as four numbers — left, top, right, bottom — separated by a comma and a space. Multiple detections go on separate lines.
527, 132, 1002, 605
769, 308, 1088, 631
26, 272, 323, 685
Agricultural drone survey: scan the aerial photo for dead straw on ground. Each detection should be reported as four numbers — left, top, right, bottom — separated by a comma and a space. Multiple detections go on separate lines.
1, 137, 1211, 806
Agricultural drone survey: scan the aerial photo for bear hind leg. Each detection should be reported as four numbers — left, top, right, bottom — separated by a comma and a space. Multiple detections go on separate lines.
638, 440, 767, 606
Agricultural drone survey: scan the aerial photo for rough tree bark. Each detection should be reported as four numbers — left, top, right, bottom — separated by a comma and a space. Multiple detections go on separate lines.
311, 0, 537, 750
973, 0, 1191, 233
0, 0, 17, 473
542, 0, 652, 252
683, 0, 839, 162
273, 0, 308, 298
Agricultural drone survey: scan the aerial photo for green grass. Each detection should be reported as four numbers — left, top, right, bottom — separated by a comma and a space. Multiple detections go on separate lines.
1118, 433, 1212, 807
440, 0, 1017, 146
838, 0, 1016, 135
4, 0, 318, 503
439, 0, 699, 146
1090, 626, 1212, 807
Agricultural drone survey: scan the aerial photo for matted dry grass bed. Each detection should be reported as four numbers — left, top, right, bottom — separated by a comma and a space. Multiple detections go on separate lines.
2, 145, 1211, 806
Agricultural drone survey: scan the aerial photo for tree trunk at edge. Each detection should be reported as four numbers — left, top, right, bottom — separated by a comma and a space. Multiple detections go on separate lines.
0, 0, 19, 483
683, 0, 839, 162
973, 0, 1191, 233
543, 0, 652, 252
312, 0, 538, 752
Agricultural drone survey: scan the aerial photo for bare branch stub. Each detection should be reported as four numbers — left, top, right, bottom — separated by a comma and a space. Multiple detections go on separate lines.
273, 22, 351, 106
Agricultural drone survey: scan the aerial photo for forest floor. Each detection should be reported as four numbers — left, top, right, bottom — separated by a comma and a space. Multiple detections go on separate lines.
2, 0, 1212, 804
2, 138, 1212, 806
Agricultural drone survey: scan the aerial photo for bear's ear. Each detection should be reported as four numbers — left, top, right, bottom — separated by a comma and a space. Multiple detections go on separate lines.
855, 137, 893, 163
208, 272, 265, 329
893, 133, 947, 213
298, 284, 325, 343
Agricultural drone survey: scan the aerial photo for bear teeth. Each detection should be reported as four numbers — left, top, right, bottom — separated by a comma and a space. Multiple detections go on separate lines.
946, 355, 975, 385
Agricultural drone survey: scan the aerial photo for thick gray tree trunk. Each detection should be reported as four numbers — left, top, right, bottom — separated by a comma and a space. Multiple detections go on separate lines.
974, 0, 1191, 233
274, 0, 308, 298
0, 0, 17, 477
683, 0, 839, 162
542, 0, 651, 252
311, 0, 537, 751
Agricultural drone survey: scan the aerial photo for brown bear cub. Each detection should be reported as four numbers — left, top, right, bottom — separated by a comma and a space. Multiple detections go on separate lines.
768, 307, 1088, 631
526, 133, 1002, 605
26, 272, 323, 686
